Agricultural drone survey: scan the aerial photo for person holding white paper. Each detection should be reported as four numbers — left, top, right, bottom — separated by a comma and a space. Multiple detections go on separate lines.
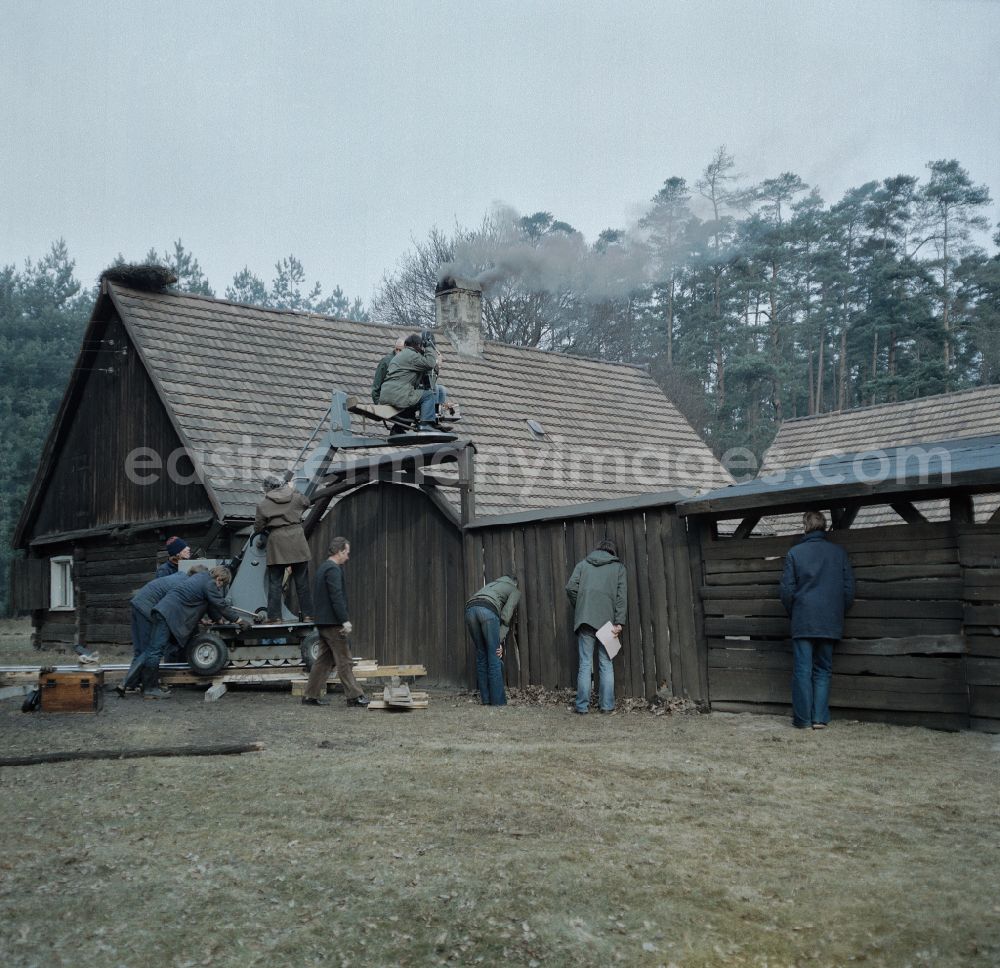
565, 539, 627, 715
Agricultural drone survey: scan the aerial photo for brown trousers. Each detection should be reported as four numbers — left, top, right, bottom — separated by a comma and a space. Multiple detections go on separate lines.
304, 625, 365, 701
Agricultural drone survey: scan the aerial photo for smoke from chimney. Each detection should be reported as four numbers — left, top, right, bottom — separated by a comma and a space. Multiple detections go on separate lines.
437, 204, 652, 303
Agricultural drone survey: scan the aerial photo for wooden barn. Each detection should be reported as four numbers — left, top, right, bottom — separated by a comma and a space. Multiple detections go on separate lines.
10, 274, 732, 697
678, 432, 1000, 732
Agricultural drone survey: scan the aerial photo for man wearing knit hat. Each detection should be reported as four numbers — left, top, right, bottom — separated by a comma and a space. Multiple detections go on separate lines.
156, 536, 191, 578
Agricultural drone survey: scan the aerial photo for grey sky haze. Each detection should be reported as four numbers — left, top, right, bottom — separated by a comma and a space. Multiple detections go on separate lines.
2, 0, 998, 301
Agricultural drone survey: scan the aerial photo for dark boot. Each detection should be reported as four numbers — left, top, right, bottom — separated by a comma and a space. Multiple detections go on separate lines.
121, 655, 144, 692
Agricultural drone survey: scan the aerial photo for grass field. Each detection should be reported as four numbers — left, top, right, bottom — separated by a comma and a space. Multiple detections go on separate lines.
1, 621, 998, 967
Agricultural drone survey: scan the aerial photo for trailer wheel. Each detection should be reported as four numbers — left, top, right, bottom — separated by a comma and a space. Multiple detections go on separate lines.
187, 632, 230, 676
300, 630, 321, 671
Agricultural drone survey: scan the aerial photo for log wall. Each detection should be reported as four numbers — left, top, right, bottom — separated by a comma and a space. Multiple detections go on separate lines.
29, 315, 216, 540
697, 520, 1000, 731
27, 527, 229, 650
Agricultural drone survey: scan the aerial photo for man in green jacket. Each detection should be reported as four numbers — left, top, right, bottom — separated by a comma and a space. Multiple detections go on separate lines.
465, 575, 520, 706
566, 540, 627, 714
378, 333, 454, 430
371, 336, 404, 403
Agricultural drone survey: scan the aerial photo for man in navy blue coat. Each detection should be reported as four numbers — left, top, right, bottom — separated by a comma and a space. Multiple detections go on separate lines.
119, 565, 207, 697
124, 566, 247, 698
779, 510, 855, 729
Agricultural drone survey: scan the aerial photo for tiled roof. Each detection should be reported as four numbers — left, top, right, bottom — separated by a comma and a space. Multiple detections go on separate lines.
109, 284, 732, 520
761, 386, 1000, 527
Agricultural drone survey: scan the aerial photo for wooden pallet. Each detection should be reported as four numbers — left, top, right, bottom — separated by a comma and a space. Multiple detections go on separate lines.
289, 674, 426, 697
367, 691, 429, 711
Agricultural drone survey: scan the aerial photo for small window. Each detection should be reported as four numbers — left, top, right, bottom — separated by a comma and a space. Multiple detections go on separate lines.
50, 556, 74, 611
526, 419, 546, 439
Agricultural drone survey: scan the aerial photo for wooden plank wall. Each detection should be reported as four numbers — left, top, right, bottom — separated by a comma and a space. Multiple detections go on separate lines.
310, 482, 467, 682
466, 506, 701, 700
959, 526, 1000, 732
698, 520, 996, 731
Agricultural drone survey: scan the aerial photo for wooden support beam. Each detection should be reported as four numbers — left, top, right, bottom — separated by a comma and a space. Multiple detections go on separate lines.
890, 501, 928, 525
732, 515, 761, 540
831, 503, 861, 530
950, 493, 974, 524
990, 503, 1000, 525
304, 475, 368, 538
458, 444, 476, 526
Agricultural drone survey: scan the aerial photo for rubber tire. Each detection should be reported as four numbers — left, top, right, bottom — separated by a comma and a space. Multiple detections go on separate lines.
187, 632, 230, 677
300, 630, 321, 672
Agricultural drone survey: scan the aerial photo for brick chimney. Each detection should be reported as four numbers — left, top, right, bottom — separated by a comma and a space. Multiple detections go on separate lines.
435, 276, 484, 357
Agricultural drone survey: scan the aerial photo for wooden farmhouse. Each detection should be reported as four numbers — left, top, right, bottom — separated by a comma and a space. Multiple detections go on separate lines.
677, 387, 1000, 732
10, 275, 733, 698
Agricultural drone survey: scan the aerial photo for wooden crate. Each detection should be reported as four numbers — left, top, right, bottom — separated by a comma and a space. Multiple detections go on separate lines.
39, 670, 105, 713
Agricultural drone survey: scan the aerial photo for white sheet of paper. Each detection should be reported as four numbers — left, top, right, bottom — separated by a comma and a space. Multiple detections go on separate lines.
596, 621, 621, 659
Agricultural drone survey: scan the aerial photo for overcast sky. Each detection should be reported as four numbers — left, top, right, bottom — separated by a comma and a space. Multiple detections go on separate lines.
2, 0, 998, 302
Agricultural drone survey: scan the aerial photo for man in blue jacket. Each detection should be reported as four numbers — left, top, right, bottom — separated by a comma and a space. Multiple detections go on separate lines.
779, 510, 855, 729
301, 537, 369, 707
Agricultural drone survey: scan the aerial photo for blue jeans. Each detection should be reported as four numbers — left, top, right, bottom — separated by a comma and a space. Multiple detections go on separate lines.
130, 606, 152, 658
576, 627, 614, 713
418, 390, 437, 424
124, 613, 172, 689
465, 605, 506, 705
792, 638, 834, 727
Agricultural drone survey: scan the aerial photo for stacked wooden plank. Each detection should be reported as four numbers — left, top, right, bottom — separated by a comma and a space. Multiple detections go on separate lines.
701, 522, 970, 730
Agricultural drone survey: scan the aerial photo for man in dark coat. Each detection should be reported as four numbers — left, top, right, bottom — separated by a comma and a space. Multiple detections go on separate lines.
124, 566, 247, 698
119, 565, 207, 697
465, 575, 520, 706
780, 510, 856, 729
302, 536, 368, 707
566, 539, 628, 715
255, 475, 314, 622
371, 336, 404, 403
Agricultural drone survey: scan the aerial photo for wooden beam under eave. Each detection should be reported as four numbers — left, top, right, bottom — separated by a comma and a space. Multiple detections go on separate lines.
989, 503, 1000, 525
950, 493, 974, 524
831, 503, 861, 530
889, 501, 928, 525
732, 515, 761, 539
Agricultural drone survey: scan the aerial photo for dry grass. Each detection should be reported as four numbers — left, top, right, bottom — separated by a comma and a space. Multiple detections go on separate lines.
1, 623, 998, 967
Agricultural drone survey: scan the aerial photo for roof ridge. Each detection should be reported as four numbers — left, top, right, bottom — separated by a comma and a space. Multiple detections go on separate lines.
779, 383, 1000, 425
111, 283, 654, 371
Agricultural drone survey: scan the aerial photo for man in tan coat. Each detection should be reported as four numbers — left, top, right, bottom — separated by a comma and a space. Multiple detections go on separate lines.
254, 474, 314, 622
